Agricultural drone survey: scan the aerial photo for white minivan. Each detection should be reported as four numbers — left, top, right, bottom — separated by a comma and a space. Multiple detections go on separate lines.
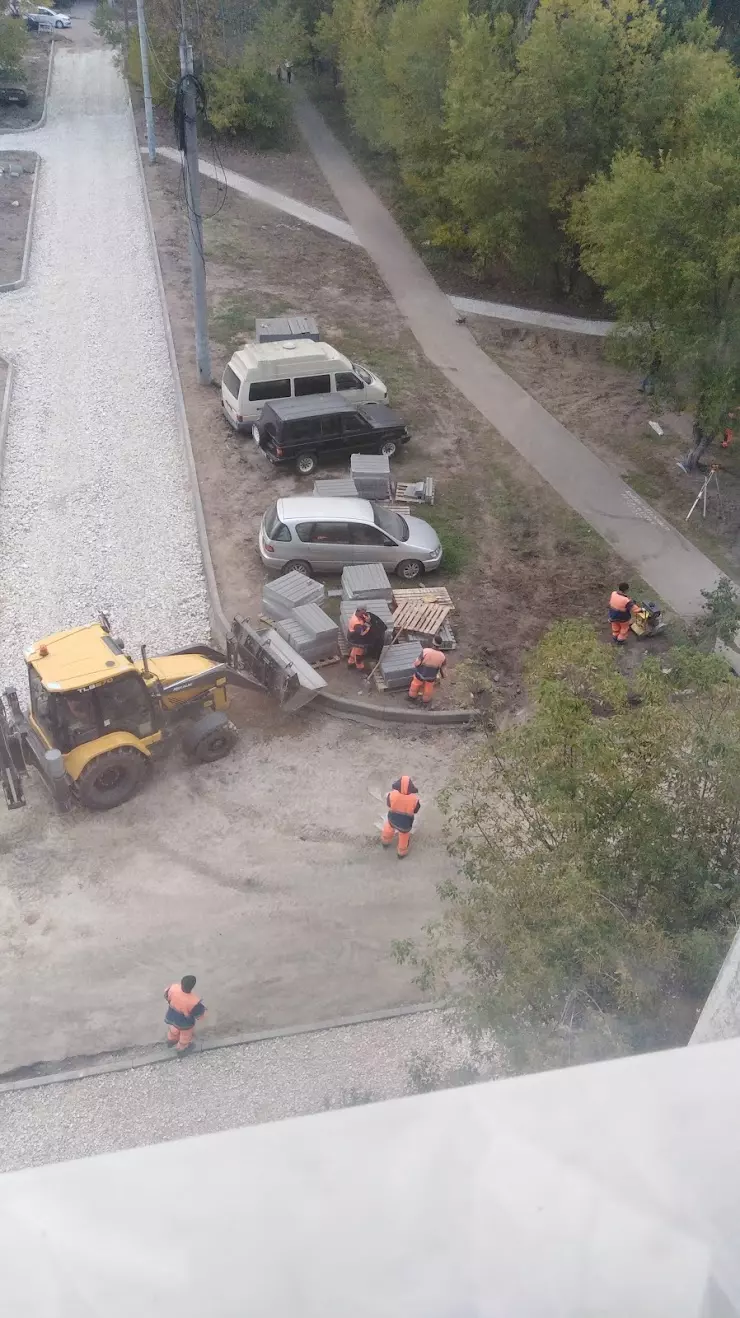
221, 340, 388, 431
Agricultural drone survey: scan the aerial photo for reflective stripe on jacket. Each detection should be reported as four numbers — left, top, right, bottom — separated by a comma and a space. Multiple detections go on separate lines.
608, 591, 634, 622
414, 647, 446, 682
164, 984, 206, 1030
386, 787, 421, 833
348, 612, 371, 642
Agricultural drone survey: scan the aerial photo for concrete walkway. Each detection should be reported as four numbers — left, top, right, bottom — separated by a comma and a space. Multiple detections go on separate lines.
292, 93, 725, 617
153, 146, 612, 338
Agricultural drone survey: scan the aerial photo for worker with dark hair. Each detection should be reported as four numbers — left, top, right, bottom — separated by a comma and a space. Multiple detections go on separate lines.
164, 975, 206, 1055
608, 582, 637, 645
408, 637, 446, 705
347, 607, 371, 671
381, 774, 421, 858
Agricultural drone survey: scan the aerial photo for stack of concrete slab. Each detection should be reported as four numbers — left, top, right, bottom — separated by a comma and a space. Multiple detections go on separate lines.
350, 453, 392, 501
341, 563, 393, 603
276, 607, 338, 663
312, 478, 359, 498
262, 571, 325, 622
377, 642, 422, 691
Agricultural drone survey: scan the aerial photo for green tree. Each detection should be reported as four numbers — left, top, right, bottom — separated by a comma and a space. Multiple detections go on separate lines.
395, 623, 740, 1066
0, 15, 28, 77
251, 0, 310, 70
206, 52, 291, 141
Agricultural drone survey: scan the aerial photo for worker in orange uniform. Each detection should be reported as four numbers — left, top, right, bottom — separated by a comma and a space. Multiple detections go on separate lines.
347, 606, 371, 670
608, 582, 637, 645
381, 774, 421, 858
164, 974, 207, 1055
407, 637, 447, 705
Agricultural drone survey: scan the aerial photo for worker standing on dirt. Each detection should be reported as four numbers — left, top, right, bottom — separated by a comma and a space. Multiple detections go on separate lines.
381, 775, 421, 859
408, 638, 446, 705
164, 975, 206, 1055
347, 607, 371, 671
608, 582, 637, 645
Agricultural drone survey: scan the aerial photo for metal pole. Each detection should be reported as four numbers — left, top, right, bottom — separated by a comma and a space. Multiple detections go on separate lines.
179, 31, 212, 385
135, 0, 156, 163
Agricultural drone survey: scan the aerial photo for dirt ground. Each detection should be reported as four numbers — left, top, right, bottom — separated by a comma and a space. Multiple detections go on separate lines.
139, 107, 625, 711
0, 33, 52, 133
473, 320, 740, 580
0, 152, 36, 286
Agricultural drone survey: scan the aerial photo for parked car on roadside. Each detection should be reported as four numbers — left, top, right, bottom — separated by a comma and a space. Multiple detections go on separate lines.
36, 5, 71, 24
221, 339, 387, 430
0, 75, 28, 104
259, 496, 443, 580
252, 395, 410, 476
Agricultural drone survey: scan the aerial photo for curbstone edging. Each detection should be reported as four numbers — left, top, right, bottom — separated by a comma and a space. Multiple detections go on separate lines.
0, 358, 14, 490
11, 38, 55, 135
0, 155, 41, 293
0, 1000, 445, 1093
315, 689, 480, 726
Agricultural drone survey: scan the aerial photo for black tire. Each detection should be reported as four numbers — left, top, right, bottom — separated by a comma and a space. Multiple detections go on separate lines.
183, 711, 238, 764
380, 439, 397, 458
296, 451, 318, 476
395, 558, 424, 581
55, 18, 64, 26
281, 559, 312, 576
76, 746, 148, 811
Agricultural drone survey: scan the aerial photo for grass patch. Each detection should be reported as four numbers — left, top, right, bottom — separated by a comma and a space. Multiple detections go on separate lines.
209, 292, 289, 354
627, 472, 662, 502
424, 479, 475, 574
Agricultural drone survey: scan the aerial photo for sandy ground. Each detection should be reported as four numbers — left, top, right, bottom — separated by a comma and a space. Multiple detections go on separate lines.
0, 152, 35, 285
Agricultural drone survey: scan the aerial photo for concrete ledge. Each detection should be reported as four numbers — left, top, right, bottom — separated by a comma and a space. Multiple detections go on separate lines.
0, 155, 40, 292
0, 358, 15, 488
315, 689, 480, 727
0, 1001, 444, 1093
11, 38, 55, 134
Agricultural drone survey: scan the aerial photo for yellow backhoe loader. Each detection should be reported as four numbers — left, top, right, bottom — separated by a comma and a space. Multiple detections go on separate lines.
0, 613, 324, 812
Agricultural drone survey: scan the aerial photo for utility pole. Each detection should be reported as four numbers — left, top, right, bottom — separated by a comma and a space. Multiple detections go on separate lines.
179, 30, 212, 385
135, 0, 156, 163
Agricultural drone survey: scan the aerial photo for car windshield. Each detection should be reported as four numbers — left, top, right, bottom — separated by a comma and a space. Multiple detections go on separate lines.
352, 362, 373, 385
374, 506, 408, 542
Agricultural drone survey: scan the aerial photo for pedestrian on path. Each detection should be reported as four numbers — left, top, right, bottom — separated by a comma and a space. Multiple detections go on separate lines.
381, 775, 421, 859
164, 975, 206, 1055
608, 582, 638, 645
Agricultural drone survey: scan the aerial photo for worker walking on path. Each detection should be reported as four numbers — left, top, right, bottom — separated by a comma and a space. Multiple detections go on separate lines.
164, 975, 206, 1055
347, 606, 371, 671
408, 638, 446, 705
608, 582, 638, 645
381, 774, 421, 859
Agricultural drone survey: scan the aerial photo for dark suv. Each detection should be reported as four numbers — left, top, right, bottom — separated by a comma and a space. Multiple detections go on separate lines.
252, 395, 410, 476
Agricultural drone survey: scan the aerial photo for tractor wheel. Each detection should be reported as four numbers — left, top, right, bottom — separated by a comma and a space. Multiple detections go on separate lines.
183, 711, 238, 764
76, 746, 148, 811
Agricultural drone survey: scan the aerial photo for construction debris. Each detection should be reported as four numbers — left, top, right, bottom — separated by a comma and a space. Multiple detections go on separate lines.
262, 571, 325, 622
392, 477, 435, 506
341, 563, 393, 602
350, 453, 392, 501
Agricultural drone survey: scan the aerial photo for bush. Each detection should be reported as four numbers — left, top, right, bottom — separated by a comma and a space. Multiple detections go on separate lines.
206, 58, 290, 145
0, 15, 28, 77
127, 29, 179, 105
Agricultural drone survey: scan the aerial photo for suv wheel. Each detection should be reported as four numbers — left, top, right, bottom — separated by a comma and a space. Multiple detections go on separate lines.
396, 559, 423, 581
380, 439, 398, 458
296, 452, 318, 476
281, 559, 313, 576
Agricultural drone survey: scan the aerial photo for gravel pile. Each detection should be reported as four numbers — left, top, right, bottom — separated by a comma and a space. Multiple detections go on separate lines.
0, 48, 208, 695
0, 1011, 497, 1172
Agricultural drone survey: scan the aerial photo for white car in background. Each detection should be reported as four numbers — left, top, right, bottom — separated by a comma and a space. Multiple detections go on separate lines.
36, 5, 71, 25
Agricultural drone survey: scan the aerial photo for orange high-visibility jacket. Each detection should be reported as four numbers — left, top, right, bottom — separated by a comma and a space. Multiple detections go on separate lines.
414, 647, 446, 681
348, 612, 371, 642
608, 591, 634, 622
164, 984, 207, 1030
387, 775, 421, 833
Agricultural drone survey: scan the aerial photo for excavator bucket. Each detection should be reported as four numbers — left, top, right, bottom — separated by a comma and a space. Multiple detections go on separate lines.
226, 617, 326, 712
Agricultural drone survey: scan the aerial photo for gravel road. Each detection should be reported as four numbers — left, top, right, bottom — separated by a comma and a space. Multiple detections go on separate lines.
0, 1011, 492, 1172
0, 45, 208, 693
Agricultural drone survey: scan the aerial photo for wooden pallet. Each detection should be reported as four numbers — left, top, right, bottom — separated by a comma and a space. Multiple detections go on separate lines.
392, 586, 453, 608
391, 598, 453, 638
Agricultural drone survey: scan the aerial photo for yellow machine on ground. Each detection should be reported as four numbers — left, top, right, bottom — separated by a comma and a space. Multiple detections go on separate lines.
0, 613, 323, 812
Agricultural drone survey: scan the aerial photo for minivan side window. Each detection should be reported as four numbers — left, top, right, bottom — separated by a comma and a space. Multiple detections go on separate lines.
335, 372, 363, 390
353, 524, 396, 547
249, 379, 291, 402
294, 374, 331, 397
298, 521, 352, 544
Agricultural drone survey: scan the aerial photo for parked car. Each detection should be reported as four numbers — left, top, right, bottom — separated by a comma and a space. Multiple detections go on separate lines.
252, 396, 410, 476
259, 496, 443, 580
0, 76, 28, 104
221, 339, 387, 430
36, 5, 71, 24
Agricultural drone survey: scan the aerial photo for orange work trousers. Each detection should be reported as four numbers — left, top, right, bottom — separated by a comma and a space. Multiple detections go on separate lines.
610, 620, 631, 643
167, 1024, 195, 1051
381, 818, 412, 855
408, 674, 436, 704
348, 646, 366, 670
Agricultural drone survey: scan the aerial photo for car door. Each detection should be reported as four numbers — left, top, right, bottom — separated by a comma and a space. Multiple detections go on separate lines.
350, 520, 401, 570
294, 520, 353, 572
340, 411, 373, 453
320, 412, 345, 459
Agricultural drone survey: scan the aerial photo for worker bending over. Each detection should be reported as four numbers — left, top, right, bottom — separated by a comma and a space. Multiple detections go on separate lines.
164, 975, 206, 1055
608, 582, 637, 645
381, 774, 421, 858
347, 607, 371, 671
408, 638, 446, 705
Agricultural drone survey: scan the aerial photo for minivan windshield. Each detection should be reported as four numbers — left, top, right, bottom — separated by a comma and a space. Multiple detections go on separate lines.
374, 506, 408, 542
352, 363, 373, 385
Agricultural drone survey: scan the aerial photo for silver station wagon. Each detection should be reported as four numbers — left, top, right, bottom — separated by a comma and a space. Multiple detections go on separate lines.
259, 497, 443, 581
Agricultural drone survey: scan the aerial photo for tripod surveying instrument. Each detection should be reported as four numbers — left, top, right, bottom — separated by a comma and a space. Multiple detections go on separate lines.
686, 463, 724, 523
